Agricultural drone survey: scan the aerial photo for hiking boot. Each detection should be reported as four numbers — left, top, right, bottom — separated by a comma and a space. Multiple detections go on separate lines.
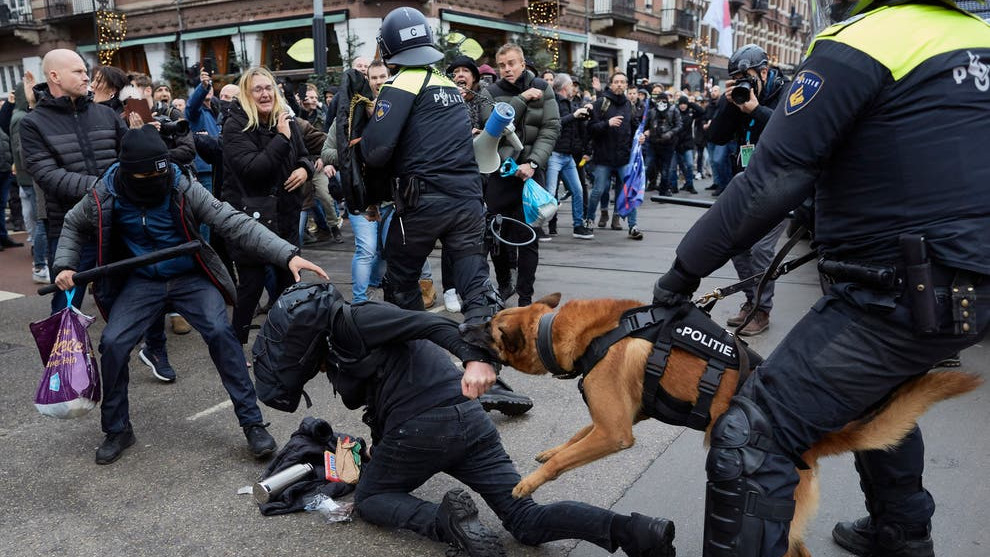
611, 213, 622, 230
598, 210, 609, 228
243, 423, 277, 458
443, 288, 462, 313
628, 227, 644, 240
619, 512, 676, 557
170, 314, 192, 335
726, 302, 754, 328
139, 345, 177, 382
479, 378, 533, 416
95, 428, 136, 465
420, 279, 437, 309
832, 516, 934, 557
573, 226, 595, 239
738, 310, 770, 336
436, 488, 506, 557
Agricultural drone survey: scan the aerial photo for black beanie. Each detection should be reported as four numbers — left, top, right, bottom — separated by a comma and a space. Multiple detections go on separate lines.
120, 125, 170, 175
445, 55, 480, 83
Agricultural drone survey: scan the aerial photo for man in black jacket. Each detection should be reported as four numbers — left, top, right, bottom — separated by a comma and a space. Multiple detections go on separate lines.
673, 95, 704, 195
647, 89, 681, 194
297, 291, 677, 557
706, 44, 790, 336
20, 49, 128, 314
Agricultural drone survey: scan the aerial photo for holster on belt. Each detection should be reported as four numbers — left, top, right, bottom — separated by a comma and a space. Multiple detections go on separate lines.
391, 176, 422, 216
900, 234, 938, 334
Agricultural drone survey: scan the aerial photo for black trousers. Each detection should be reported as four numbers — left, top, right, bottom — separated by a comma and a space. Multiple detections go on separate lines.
485, 172, 539, 301
232, 263, 293, 344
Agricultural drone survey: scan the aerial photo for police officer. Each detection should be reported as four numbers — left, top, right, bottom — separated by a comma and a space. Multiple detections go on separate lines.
360, 7, 533, 415
708, 43, 791, 337
651, 2, 990, 556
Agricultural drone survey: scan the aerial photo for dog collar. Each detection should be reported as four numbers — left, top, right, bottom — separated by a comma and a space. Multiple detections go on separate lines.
537, 313, 579, 379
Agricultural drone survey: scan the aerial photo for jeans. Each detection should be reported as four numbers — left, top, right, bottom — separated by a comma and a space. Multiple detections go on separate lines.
730, 220, 787, 311
707, 141, 736, 190
97, 274, 265, 434
708, 276, 990, 554
589, 164, 636, 229
354, 400, 622, 551
350, 211, 385, 302
655, 145, 676, 191
17, 184, 35, 237
546, 152, 584, 228
673, 149, 695, 190
48, 236, 97, 314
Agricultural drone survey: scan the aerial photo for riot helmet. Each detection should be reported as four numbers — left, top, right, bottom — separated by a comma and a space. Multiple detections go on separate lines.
376, 7, 443, 67
809, 0, 961, 36
727, 44, 769, 78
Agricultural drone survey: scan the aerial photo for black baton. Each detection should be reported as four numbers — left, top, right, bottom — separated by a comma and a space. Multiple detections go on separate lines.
38, 240, 203, 295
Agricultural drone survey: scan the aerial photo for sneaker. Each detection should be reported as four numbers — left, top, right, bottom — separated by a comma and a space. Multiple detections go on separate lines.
628, 227, 644, 240
726, 302, 754, 328
535, 227, 551, 242
443, 288, 462, 313
139, 346, 177, 382
95, 428, 137, 465
243, 423, 277, 458
738, 309, 770, 336
694, 172, 703, 180
547, 223, 558, 235
619, 512, 677, 557
169, 314, 192, 335
436, 488, 506, 557
0, 236, 23, 248
572, 226, 595, 239
32, 265, 50, 284
330, 225, 344, 244
479, 378, 533, 416
610, 213, 622, 230
832, 516, 934, 557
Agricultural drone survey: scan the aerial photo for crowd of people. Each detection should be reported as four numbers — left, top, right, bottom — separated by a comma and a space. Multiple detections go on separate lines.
2, 1, 986, 556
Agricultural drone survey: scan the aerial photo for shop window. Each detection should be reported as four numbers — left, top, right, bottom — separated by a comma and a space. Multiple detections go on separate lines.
262, 25, 342, 72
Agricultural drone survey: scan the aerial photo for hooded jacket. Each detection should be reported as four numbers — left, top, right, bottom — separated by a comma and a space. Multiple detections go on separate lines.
53, 162, 298, 319
19, 84, 128, 237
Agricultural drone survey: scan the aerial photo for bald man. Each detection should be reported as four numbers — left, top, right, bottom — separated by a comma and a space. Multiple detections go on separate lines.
20, 49, 127, 313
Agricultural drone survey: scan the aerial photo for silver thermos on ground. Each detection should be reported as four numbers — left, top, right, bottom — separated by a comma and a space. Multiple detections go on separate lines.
253, 463, 314, 504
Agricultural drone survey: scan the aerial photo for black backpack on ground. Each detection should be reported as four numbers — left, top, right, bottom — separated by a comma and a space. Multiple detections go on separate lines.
252, 282, 347, 412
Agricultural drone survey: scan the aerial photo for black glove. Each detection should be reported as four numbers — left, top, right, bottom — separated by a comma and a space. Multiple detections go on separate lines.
653, 259, 701, 306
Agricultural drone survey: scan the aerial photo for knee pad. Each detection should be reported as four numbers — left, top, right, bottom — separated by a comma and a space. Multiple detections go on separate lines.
704, 397, 795, 557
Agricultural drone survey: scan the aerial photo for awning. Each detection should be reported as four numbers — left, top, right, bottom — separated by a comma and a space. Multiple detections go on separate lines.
441, 10, 587, 44
239, 13, 346, 33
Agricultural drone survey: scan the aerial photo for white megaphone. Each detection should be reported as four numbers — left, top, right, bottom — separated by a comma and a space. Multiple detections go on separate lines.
473, 102, 524, 174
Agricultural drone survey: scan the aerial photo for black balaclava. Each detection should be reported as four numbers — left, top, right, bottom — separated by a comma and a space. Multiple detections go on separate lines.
117, 124, 173, 207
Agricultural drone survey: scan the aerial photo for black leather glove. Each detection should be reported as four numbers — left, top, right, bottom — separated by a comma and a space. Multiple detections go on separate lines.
653, 259, 701, 306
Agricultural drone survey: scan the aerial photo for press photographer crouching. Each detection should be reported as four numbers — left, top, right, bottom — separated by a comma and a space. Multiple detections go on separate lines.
52, 125, 327, 464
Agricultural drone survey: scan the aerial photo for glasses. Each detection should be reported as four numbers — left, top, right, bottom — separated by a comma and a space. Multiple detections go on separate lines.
251, 85, 275, 95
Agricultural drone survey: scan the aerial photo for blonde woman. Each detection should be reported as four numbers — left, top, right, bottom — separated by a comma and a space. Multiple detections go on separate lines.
222, 66, 313, 346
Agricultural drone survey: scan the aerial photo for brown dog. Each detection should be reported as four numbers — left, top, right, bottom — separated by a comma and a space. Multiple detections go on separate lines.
463, 293, 982, 557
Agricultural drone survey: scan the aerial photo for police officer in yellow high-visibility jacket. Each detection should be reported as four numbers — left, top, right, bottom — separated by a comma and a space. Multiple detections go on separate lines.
649, 2, 990, 556
361, 8, 502, 329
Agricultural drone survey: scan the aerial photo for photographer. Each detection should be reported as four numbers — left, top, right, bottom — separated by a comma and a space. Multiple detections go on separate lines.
706, 44, 790, 336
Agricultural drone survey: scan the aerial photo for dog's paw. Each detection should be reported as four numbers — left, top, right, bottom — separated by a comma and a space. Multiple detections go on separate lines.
512, 476, 539, 498
534, 449, 555, 463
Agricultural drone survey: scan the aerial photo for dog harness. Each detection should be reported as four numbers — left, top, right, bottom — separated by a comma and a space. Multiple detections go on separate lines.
537, 303, 762, 431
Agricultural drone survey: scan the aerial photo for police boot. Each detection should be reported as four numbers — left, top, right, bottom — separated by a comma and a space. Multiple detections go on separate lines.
419, 279, 437, 309
479, 378, 533, 416
614, 513, 676, 557
436, 488, 506, 557
832, 517, 934, 557
704, 397, 796, 557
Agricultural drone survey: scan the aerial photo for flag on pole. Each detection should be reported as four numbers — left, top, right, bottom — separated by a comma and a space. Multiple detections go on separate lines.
702, 0, 734, 57
616, 98, 649, 218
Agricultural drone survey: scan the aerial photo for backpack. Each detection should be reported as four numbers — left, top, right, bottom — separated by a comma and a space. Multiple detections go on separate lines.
252, 282, 347, 412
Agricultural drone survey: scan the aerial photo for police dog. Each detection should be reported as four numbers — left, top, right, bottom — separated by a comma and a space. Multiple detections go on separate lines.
462, 293, 982, 557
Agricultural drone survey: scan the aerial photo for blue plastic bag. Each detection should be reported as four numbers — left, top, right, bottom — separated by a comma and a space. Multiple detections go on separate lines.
500, 157, 558, 227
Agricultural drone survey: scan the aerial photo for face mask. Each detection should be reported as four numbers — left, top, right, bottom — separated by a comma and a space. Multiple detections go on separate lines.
657, 101, 669, 111
118, 168, 172, 207
215, 98, 232, 115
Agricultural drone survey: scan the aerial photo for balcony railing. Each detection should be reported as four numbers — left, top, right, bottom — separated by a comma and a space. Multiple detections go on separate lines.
593, 0, 636, 19
45, 0, 115, 20
0, 6, 35, 27
660, 9, 696, 38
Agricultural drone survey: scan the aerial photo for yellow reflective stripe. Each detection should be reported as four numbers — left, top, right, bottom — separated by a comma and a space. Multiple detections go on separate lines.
381, 68, 456, 94
812, 5, 990, 81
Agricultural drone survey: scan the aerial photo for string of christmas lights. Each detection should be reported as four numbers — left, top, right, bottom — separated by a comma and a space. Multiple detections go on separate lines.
526, 0, 561, 66
96, 9, 127, 66
685, 35, 710, 84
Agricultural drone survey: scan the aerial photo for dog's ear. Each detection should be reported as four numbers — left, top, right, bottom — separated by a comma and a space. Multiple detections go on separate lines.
497, 324, 527, 355
535, 293, 561, 308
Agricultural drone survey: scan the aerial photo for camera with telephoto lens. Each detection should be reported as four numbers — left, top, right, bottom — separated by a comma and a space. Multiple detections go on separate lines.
153, 116, 189, 138
730, 75, 758, 105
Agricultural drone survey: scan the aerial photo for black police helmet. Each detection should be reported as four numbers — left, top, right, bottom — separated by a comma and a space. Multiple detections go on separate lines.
377, 7, 443, 67
727, 44, 769, 77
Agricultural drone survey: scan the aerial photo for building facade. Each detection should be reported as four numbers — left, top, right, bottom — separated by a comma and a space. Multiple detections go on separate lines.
2, 0, 821, 96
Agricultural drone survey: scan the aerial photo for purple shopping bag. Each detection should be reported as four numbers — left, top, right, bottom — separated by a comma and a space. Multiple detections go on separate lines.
29, 288, 101, 419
